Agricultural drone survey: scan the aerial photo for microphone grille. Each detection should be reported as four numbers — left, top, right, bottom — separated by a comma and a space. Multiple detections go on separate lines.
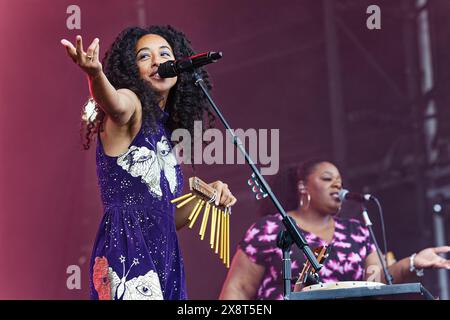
210, 51, 223, 61
158, 61, 177, 78
338, 189, 349, 201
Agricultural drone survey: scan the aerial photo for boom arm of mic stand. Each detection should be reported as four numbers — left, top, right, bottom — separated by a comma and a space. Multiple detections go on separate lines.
192, 71, 323, 273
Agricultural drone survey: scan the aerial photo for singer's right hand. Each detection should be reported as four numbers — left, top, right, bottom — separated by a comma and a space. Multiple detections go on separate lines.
61, 35, 102, 78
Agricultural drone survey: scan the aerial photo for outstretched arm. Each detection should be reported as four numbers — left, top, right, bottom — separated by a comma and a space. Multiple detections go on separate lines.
61, 35, 139, 126
365, 246, 450, 283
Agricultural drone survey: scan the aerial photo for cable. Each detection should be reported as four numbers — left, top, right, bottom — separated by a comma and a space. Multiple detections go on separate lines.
370, 196, 393, 284
372, 196, 389, 267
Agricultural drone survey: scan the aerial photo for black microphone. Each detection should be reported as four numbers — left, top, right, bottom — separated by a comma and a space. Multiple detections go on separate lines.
157, 51, 223, 78
338, 189, 374, 203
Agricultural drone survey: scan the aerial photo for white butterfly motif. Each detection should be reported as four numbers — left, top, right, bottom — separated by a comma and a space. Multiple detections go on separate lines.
116, 135, 178, 198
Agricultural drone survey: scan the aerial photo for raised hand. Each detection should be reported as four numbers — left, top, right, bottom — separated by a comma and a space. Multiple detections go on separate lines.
61, 35, 102, 78
413, 246, 450, 270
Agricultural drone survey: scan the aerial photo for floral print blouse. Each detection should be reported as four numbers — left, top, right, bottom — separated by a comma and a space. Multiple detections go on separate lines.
238, 214, 376, 300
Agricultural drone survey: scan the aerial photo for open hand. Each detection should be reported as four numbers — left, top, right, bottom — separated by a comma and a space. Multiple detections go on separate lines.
414, 246, 450, 270
61, 35, 102, 78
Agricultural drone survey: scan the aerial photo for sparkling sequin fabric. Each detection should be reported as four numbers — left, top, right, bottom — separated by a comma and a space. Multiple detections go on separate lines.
89, 114, 186, 300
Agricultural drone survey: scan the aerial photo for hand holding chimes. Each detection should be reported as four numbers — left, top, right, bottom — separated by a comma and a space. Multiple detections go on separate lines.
171, 177, 237, 268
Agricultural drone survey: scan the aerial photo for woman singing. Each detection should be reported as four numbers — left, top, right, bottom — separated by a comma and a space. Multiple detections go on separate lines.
61, 25, 237, 300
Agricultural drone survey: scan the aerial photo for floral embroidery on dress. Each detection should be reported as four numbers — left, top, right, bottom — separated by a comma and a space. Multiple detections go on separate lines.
92, 119, 186, 300
116, 135, 178, 198
93, 256, 111, 300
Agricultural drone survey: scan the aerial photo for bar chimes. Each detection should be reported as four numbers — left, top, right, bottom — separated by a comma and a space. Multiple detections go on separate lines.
170, 177, 231, 268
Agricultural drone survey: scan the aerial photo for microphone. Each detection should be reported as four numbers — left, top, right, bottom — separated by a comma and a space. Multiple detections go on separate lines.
338, 189, 374, 203
157, 51, 223, 78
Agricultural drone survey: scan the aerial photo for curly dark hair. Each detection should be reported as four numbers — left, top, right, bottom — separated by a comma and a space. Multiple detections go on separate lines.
81, 25, 215, 154
258, 158, 330, 216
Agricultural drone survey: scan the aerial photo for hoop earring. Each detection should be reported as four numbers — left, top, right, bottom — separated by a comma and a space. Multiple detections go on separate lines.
299, 190, 311, 211
334, 202, 342, 217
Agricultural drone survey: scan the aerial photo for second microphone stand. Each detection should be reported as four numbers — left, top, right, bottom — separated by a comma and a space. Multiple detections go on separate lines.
361, 202, 394, 285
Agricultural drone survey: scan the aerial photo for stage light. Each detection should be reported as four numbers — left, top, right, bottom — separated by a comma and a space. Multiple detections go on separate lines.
433, 203, 442, 213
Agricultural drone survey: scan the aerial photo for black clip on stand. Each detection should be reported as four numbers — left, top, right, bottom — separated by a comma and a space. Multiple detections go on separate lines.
361, 201, 394, 285
192, 70, 323, 299
277, 220, 321, 298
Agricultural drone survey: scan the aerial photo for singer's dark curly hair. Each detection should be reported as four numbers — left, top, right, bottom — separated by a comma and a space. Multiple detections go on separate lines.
81, 25, 215, 153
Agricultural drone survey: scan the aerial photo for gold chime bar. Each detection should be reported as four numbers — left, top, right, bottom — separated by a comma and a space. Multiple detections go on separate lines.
170, 176, 232, 268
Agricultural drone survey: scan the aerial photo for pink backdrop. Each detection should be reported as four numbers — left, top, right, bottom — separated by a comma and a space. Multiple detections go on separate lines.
2, 0, 444, 299
0, 0, 330, 299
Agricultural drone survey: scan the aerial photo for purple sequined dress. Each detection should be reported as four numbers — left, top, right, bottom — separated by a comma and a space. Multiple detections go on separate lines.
89, 113, 186, 300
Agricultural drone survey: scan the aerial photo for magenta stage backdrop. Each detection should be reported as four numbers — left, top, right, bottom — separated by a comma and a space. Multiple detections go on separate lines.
2, 0, 445, 299
0, 0, 333, 299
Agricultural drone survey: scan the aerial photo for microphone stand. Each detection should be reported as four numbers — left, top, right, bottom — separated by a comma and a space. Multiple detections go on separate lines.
361, 202, 394, 285
192, 71, 322, 299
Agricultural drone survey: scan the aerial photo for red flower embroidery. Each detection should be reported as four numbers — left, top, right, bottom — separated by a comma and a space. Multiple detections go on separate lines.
93, 256, 111, 300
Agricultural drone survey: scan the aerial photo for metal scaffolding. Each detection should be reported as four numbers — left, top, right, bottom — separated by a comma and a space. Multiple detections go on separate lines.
323, 0, 449, 298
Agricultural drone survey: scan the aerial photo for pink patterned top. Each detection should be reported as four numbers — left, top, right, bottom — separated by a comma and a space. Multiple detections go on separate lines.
238, 214, 377, 300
